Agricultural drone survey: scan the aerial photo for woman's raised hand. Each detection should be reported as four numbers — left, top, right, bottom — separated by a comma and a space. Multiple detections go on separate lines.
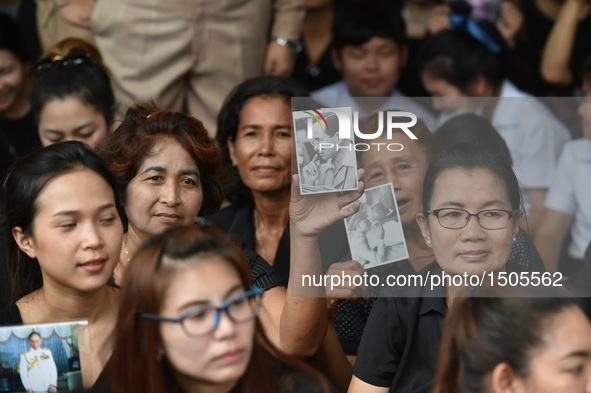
290, 169, 365, 238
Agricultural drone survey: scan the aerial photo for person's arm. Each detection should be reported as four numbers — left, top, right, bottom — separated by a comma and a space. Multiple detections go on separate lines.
522, 189, 547, 236
264, 0, 305, 75
259, 173, 364, 358
540, 0, 586, 86
534, 208, 573, 272
348, 376, 390, 393
19, 354, 31, 392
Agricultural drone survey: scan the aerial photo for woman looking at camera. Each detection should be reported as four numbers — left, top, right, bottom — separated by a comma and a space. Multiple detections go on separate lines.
211, 75, 308, 282
349, 144, 531, 393
0, 141, 124, 387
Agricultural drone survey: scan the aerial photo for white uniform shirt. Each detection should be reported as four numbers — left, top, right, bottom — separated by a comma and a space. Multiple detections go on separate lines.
492, 80, 571, 214
544, 138, 591, 260
19, 347, 58, 392
311, 80, 436, 131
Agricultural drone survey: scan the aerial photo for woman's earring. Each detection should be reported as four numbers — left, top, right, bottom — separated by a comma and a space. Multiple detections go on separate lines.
512, 237, 517, 243
426, 239, 431, 246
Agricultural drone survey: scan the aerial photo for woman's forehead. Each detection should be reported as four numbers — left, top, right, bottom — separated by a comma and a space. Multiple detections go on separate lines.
431, 167, 509, 204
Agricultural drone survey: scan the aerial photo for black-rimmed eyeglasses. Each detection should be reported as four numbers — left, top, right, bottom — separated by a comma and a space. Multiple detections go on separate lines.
138, 287, 264, 337
426, 208, 519, 230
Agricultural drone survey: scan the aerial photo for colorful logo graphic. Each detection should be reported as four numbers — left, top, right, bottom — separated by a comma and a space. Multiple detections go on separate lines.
303, 107, 328, 131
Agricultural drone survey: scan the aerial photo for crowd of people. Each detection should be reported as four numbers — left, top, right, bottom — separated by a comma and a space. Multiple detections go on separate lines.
1, 0, 591, 392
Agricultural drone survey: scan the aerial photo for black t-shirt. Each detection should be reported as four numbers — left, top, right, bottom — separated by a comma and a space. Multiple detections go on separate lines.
209, 204, 290, 285
0, 111, 41, 180
352, 263, 446, 393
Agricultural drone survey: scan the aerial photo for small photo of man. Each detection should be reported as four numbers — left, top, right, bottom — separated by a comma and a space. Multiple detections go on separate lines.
294, 108, 358, 194
344, 183, 409, 269
0, 321, 86, 392
20, 331, 57, 393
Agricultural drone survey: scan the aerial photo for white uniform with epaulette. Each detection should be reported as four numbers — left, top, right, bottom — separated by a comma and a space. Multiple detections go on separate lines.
19, 347, 58, 392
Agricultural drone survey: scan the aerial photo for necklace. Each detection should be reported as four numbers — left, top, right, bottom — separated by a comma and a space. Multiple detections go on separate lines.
254, 210, 271, 262
124, 233, 130, 263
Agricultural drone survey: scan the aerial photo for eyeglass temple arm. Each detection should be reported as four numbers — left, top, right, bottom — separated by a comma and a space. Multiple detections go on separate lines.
137, 287, 264, 322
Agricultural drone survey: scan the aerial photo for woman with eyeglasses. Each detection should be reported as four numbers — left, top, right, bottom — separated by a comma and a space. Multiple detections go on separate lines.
31, 38, 115, 149
348, 144, 532, 393
101, 225, 331, 393
0, 14, 42, 180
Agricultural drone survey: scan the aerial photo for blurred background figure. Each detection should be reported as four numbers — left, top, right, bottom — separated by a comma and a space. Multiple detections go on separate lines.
311, 0, 435, 128
292, 0, 340, 92
433, 290, 591, 393
419, 26, 571, 236
0, 13, 41, 180
30, 38, 114, 149
86, 0, 305, 134
535, 59, 591, 276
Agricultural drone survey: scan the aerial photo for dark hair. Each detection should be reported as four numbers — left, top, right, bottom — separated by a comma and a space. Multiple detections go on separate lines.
28, 331, 40, 341
433, 289, 582, 393
30, 41, 115, 127
99, 104, 223, 216
105, 225, 327, 393
433, 114, 512, 166
419, 27, 504, 93
216, 76, 308, 205
2, 141, 123, 300
422, 144, 521, 213
333, 0, 406, 53
0, 14, 31, 63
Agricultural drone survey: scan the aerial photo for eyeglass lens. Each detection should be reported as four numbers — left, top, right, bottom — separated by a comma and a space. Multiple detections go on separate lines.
182, 293, 261, 336
437, 209, 511, 229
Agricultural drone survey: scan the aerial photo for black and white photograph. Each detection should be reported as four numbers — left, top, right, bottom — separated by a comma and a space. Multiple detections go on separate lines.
293, 108, 358, 195
0, 321, 87, 393
344, 183, 408, 269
